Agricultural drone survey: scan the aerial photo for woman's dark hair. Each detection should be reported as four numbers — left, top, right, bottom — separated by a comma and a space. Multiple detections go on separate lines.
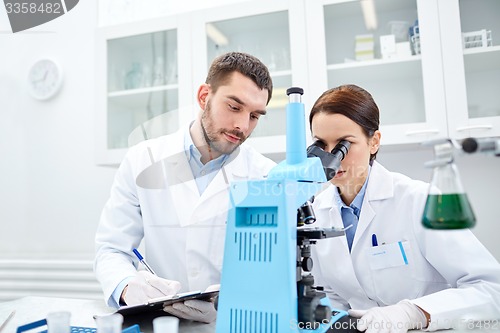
309, 84, 380, 161
206, 52, 273, 104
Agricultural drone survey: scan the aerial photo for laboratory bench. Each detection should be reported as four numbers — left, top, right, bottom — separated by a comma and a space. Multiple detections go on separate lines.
0, 296, 498, 333
0, 296, 214, 333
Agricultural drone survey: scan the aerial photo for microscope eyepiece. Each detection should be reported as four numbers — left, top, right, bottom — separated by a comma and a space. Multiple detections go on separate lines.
307, 140, 351, 180
286, 87, 304, 96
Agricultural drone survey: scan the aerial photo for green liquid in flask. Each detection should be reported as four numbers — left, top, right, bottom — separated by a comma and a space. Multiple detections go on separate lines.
422, 193, 476, 229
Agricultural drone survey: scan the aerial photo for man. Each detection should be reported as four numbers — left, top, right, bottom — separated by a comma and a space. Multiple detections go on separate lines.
94, 52, 275, 323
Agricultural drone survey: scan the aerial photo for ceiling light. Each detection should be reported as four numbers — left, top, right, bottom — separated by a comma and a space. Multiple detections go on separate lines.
206, 23, 229, 46
360, 0, 378, 31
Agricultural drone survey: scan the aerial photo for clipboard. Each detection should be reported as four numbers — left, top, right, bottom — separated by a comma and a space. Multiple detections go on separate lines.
115, 290, 219, 316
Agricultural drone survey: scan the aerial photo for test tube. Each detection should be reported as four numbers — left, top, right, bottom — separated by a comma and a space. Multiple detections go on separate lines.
95, 313, 123, 333
46, 311, 71, 333
153, 316, 179, 333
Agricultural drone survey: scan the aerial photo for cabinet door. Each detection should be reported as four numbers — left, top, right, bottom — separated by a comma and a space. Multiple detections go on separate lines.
96, 16, 191, 165
190, 0, 308, 157
440, 0, 500, 139
305, 0, 448, 146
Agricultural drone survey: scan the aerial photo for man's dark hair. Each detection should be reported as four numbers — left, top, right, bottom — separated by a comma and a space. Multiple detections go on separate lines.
205, 52, 273, 104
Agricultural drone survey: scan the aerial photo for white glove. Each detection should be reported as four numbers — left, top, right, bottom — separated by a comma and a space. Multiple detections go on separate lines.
349, 300, 428, 333
123, 271, 182, 306
163, 284, 219, 323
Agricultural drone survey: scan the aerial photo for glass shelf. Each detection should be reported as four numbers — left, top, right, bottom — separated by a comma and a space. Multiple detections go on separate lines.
106, 29, 179, 150
107, 87, 179, 149
108, 84, 179, 98
324, 0, 418, 65
327, 55, 422, 81
323, 0, 425, 127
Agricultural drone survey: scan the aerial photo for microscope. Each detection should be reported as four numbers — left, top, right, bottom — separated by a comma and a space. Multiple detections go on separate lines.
297, 139, 350, 327
216, 88, 351, 333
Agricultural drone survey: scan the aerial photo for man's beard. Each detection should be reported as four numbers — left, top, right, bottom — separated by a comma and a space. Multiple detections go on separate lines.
201, 100, 248, 155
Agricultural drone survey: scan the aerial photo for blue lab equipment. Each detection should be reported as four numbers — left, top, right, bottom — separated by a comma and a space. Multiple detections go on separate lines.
16, 318, 141, 333
216, 87, 347, 333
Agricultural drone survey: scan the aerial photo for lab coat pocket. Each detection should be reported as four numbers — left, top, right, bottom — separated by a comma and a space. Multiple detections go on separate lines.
367, 241, 409, 270
366, 241, 417, 305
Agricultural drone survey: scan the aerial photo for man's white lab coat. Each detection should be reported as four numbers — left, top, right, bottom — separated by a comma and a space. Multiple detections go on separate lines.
95, 125, 275, 307
311, 161, 500, 329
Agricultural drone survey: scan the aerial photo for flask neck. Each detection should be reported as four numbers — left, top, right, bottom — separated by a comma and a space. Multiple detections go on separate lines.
430, 162, 465, 195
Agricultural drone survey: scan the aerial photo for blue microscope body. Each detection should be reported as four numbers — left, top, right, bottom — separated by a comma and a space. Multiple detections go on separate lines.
216, 88, 347, 333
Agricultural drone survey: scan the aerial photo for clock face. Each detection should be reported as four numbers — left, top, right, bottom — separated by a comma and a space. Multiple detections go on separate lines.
28, 59, 63, 100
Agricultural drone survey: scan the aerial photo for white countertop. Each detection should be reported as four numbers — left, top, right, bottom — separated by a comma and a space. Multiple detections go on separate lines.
0, 296, 498, 333
0, 296, 215, 333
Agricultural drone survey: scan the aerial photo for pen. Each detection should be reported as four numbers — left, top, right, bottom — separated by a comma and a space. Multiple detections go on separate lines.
133, 248, 157, 275
0, 310, 15, 332
371, 234, 378, 247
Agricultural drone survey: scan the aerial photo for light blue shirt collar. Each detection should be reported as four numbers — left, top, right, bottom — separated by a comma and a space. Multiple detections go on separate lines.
334, 165, 371, 218
184, 125, 228, 195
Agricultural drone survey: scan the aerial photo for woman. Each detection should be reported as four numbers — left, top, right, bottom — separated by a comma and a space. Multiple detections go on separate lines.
309, 84, 500, 332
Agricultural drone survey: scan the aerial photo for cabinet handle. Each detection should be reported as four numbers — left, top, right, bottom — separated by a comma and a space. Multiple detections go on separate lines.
405, 129, 440, 136
456, 125, 493, 132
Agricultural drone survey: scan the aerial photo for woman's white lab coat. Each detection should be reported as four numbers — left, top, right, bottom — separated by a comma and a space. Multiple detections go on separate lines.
311, 161, 500, 329
94, 125, 275, 307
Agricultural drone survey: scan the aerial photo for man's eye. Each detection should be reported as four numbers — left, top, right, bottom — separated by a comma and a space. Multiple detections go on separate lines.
228, 104, 239, 111
251, 114, 260, 120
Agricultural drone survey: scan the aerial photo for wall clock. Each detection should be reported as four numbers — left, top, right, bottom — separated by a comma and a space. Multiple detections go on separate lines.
28, 59, 64, 100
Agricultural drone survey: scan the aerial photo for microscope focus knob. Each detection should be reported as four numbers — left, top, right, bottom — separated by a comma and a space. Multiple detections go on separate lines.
315, 304, 331, 323
302, 257, 313, 271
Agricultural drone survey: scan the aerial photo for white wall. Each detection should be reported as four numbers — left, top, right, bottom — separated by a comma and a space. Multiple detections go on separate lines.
0, 0, 115, 260
98, 0, 249, 27
0, 0, 499, 267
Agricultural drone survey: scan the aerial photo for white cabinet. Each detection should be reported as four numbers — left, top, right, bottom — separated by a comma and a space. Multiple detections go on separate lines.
96, 0, 308, 165
439, 0, 500, 139
305, 0, 500, 147
96, 15, 194, 165
305, 0, 449, 146
96, 0, 500, 165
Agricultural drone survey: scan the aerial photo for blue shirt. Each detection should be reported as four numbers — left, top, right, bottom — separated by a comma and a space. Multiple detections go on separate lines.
184, 128, 229, 195
334, 166, 371, 252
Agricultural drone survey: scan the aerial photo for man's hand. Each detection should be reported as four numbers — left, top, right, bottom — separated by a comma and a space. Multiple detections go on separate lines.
122, 271, 181, 306
163, 284, 219, 323
349, 300, 428, 333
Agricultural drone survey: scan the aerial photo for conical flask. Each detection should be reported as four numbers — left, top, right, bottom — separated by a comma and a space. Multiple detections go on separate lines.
422, 160, 476, 229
